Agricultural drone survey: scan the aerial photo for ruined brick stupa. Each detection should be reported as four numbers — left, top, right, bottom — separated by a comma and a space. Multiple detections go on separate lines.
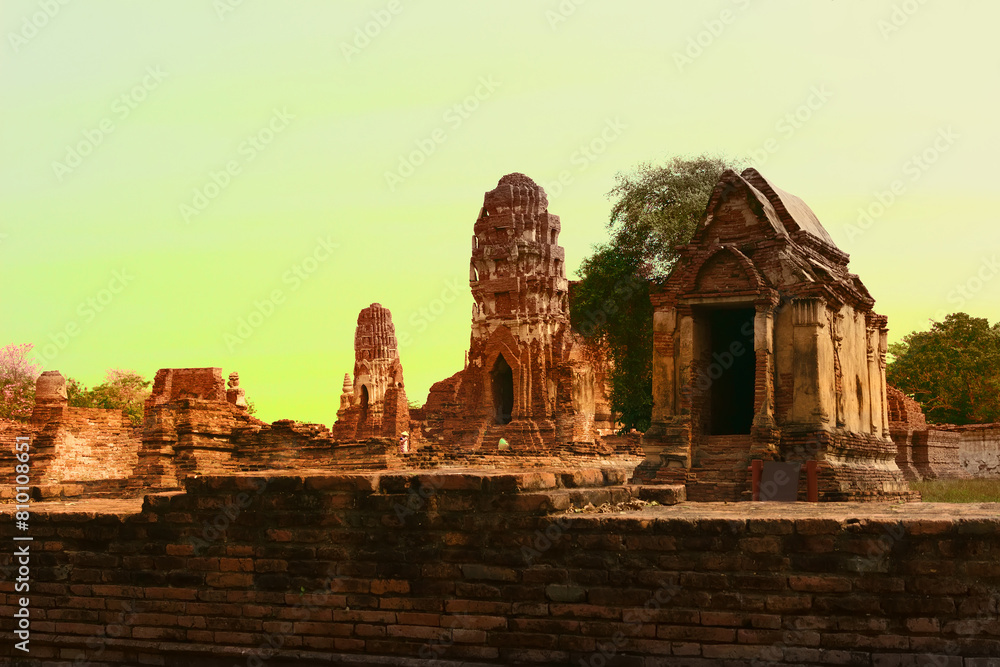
332, 303, 409, 440
638, 167, 912, 501
417, 173, 615, 453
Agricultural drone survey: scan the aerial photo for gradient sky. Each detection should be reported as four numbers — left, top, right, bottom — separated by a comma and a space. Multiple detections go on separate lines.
2, 1, 998, 424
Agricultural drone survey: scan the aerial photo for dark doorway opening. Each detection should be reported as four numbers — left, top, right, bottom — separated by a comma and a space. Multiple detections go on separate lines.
707, 308, 755, 435
359, 385, 370, 424
491, 355, 514, 425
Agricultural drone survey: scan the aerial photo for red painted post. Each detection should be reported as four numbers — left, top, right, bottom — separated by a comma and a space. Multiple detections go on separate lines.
806, 460, 818, 502
751, 459, 762, 501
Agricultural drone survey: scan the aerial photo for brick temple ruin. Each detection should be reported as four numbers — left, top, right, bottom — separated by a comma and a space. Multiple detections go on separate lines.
636, 168, 914, 501
331, 303, 409, 442
416, 173, 620, 456
4, 168, 1000, 666
2, 169, 999, 505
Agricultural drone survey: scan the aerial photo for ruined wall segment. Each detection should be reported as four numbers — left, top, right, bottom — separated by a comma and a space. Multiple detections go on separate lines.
640, 168, 911, 501
888, 384, 927, 481
0, 371, 143, 494
419, 173, 616, 456
134, 367, 262, 491
888, 384, 983, 481
955, 424, 1000, 477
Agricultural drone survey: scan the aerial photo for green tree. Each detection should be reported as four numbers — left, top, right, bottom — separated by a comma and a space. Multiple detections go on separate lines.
0, 343, 42, 421
67, 369, 152, 427
66, 377, 90, 406
887, 312, 1000, 425
571, 155, 736, 432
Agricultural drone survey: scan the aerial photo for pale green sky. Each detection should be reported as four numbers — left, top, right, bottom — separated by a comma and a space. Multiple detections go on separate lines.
2, 1, 997, 424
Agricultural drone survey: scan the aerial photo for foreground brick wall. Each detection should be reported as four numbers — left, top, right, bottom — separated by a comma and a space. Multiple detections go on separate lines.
1, 472, 999, 666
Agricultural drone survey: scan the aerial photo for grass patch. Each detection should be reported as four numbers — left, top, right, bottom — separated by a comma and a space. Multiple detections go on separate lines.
911, 478, 1000, 503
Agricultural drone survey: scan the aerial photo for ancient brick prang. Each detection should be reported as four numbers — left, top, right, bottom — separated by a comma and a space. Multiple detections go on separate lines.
640, 168, 912, 501
332, 303, 409, 442
418, 174, 618, 457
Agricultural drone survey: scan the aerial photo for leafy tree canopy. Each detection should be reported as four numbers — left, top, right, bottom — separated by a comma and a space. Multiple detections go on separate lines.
67, 369, 152, 427
571, 155, 737, 432
887, 312, 1000, 425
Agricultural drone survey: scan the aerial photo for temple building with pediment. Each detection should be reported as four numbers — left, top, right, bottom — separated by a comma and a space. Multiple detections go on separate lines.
636, 167, 913, 501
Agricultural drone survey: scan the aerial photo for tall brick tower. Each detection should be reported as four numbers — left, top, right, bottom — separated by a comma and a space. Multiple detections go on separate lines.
353, 303, 402, 409
332, 303, 408, 440
470, 172, 568, 341
418, 173, 615, 453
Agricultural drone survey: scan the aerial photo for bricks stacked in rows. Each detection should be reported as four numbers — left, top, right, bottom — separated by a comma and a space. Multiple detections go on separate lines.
2, 471, 998, 665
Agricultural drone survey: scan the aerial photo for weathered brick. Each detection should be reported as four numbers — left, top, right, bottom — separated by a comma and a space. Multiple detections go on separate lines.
788, 575, 852, 593
441, 614, 507, 631
460, 564, 518, 582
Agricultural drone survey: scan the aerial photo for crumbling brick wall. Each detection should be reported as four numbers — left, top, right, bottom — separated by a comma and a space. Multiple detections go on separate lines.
134, 368, 263, 493
888, 384, 928, 481
0, 371, 142, 495
887, 385, 973, 480
935, 423, 1000, 478
2, 472, 998, 666
34, 407, 139, 483
148, 367, 227, 404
